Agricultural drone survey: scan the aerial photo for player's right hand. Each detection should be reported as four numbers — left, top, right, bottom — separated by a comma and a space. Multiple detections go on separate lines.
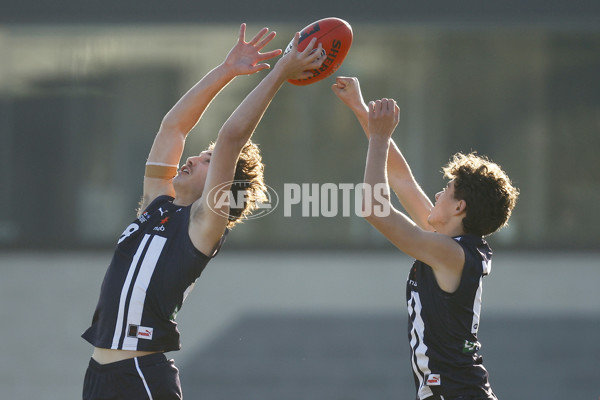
368, 98, 400, 140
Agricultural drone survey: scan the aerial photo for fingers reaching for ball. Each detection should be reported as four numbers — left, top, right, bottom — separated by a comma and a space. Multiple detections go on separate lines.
285, 18, 353, 86
276, 36, 327, 81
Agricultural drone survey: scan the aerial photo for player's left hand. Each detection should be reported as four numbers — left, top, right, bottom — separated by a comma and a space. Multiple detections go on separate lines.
274, 32, 325, 81
223, 23, 283, 76
368, 98, 400, 139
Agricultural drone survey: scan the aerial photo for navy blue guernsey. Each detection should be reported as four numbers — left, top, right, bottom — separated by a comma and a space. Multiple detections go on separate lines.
406, 235, 496, 400
82, 195, 225, 352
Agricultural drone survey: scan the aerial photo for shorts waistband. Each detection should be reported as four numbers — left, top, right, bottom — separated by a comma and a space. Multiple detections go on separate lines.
88, 352, 167, 372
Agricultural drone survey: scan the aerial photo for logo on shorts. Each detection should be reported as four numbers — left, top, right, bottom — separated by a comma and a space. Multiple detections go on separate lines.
127, 324, 154, 340
425, 374, 441, 386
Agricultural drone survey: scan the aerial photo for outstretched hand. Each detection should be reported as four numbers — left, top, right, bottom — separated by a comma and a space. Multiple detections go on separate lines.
368, 98, 400, 140
274, 32, 326, 81
223, 23, 283, 76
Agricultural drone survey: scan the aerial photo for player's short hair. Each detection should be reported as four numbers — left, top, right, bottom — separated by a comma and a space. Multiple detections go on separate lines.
442, 152, 519, 236
208, 140, 267, 228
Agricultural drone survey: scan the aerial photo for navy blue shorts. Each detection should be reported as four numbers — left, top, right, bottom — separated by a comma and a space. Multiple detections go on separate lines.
83, 353, 182, 400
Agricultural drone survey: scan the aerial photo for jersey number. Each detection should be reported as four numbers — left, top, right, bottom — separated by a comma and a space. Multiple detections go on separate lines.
118, 223, 139, 244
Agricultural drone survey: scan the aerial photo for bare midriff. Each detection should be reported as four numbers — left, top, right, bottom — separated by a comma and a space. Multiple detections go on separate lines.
92, 347, 161, 365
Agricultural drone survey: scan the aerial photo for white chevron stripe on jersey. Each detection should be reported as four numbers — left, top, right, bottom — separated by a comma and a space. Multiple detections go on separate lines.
482, 259, 492, 275
122, 235, 167, 350
111, 234, 167, 349
471, 260, 491, 334
472, 277, 484, 334
408, 291, 434, 399
111, 234, 150, 349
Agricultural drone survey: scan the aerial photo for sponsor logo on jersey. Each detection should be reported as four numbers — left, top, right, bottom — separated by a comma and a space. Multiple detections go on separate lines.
137, 211, 150, 224
153, 216, 170, 232
425, 374, 441, 386
127, 324, 154, 340
462, 340, 481, 354
408, 267, 418, 287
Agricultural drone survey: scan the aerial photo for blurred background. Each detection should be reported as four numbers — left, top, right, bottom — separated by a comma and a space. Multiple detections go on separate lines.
0, 1, 599, 399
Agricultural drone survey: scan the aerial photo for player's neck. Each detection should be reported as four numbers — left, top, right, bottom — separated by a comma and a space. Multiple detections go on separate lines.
434, 220, 465, 238
172, 192, 199, 207
172, 183, 203, 207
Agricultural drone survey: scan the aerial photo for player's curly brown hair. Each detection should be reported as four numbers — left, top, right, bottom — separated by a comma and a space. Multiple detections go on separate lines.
208, 139, 267, 228
442, 152, 519, 236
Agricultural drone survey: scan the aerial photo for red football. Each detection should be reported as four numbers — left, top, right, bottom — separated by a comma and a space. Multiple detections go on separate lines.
284, 17, 353, 86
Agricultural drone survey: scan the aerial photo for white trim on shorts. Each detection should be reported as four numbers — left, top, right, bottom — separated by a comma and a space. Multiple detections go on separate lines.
134, 357, 154, 400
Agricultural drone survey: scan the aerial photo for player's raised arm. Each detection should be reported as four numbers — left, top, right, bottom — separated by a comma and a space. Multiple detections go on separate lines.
332, 77, 434, 230
140, 24, 282, 213
363, 98, 465, 292
187, 33, 325, 256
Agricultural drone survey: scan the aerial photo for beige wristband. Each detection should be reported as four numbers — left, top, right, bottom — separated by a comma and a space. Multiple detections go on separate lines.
145, 162, 178, 179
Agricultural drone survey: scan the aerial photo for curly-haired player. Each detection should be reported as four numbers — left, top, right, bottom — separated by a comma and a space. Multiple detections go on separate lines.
81, 24, 325, 400
204, 140, 268, 227
332, 77, 519, 400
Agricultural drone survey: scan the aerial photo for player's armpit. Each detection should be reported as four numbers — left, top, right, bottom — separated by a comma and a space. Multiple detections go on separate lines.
140, 175, 177, 217
187, 201, 228, 257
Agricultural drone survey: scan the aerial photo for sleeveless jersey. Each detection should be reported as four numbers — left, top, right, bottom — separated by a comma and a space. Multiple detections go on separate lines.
406, 235, 496, 399
82, 195, 225, 352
